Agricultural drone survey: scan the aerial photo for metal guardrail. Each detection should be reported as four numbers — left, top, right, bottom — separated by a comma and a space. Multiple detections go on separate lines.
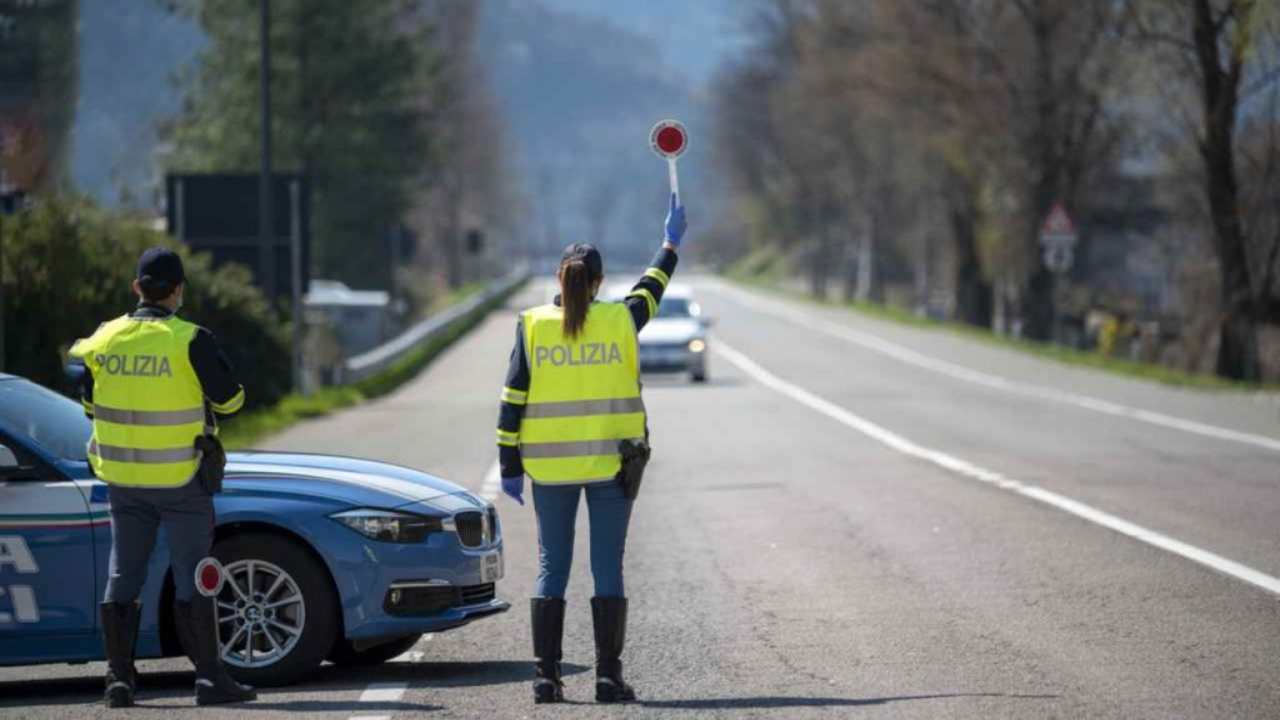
342, 267, 530, 384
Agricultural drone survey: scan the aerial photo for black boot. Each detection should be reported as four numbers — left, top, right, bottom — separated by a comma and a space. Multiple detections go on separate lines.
531, 597, 566, 703
100, 601, 141, 708
174, 597, 257, 706
591, 597, 636, 703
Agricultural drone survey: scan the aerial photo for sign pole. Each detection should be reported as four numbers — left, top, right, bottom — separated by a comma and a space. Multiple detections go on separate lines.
290, 179, 305, 396
667, 157, 680, 202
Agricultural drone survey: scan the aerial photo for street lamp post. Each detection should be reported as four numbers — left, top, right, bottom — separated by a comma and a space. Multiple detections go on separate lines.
259, 0, 275, 301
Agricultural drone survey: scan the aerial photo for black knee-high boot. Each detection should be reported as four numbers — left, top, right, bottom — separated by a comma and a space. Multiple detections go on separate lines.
100, 601, 141, 708
591, 596, 636, 703
174, 597, 257, 705
531, 597, 566, 703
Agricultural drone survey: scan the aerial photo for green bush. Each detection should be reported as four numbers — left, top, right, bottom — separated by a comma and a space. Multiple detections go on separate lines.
0, 196, 291, 408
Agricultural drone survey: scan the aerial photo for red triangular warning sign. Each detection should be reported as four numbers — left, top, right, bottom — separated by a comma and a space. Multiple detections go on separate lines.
1042, 202, 1075, 235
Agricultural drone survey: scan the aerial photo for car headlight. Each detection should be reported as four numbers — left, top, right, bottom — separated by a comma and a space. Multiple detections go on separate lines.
688, 339, 706, 353
329, 509, 443, 543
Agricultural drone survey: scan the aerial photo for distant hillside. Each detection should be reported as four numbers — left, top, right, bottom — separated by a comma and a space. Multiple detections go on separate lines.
478, 0, 714, 265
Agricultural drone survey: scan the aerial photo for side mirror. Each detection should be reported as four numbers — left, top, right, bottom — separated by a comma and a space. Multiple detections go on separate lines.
0, 444, 18, 469
0, 444, 40, 481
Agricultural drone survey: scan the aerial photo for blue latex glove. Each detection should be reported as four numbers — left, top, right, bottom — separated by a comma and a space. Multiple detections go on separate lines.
664, 193, 687, 246
501, 475, 524, 505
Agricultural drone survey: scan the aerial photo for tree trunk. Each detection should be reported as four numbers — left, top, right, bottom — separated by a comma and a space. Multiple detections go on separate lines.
1192, 0, 1260, 380
857, 214, 878, 303
1020, 2, 1058, 342
841, 229, 858, 303
809, 234, 829, 300
951, 206, 993, 328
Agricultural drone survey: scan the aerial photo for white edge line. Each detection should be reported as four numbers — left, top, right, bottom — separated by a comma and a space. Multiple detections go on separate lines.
713, 338, 1280, 597
712, 281, 1280, 454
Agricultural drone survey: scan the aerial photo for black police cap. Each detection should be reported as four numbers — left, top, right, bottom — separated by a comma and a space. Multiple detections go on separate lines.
136, 247, 186, 290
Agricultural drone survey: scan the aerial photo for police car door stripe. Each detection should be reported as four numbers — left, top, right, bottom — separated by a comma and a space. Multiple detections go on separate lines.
89, 441, 198, 463
523, 397, 646, 419
93, 404, 206, 426
520, 438, 641, 458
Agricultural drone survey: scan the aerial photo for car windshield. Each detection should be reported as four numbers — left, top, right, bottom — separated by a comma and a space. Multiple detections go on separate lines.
0, 380, 92, 461
656, 298, 692, 319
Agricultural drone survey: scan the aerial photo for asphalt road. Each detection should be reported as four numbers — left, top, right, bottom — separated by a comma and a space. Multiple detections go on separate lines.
4, 276, 1279, 719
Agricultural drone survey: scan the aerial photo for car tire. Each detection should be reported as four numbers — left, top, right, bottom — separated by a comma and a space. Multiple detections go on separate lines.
691, 368, 708, 383
212, 532, 339, 688
327, 634, 422, 667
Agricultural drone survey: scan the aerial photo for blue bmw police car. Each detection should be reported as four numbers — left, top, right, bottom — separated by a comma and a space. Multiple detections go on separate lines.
0, 373, 508, 686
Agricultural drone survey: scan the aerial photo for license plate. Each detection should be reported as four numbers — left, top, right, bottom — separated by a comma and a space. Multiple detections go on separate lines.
481, 551, 504, 583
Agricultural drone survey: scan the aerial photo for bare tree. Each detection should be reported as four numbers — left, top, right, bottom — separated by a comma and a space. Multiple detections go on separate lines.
1128, 0, 1279, 379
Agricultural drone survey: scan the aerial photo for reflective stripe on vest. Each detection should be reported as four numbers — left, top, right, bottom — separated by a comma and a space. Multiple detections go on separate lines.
520, 302, 645, 484
523, 397, 646, 419
520, 437, 644, 459
93, 404, 206, 426
88, 440, 199, 464
69, 314, 208, 488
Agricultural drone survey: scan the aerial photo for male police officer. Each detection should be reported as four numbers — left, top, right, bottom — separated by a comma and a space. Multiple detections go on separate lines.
69, 248, 256, 707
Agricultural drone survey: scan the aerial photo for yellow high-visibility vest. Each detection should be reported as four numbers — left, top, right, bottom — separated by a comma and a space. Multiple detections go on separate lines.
520, 302, 646, 484
69, 314, 208, 488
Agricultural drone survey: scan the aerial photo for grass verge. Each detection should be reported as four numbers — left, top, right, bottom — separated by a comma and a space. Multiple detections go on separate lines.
726, 272, 1274, 392
220, 277, 526, 449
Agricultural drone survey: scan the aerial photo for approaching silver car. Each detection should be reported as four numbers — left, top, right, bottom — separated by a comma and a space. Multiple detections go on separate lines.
608, 284, 710, 383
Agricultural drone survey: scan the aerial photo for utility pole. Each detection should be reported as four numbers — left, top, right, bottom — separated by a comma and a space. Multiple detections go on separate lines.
258, 0, 276, 301
0, 170, 15, 374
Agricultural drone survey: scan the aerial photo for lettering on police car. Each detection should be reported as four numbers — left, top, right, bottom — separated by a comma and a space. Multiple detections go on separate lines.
94, 353, 173, 378
0, 536, 41, 624
534, 342, 624, 368
0, 535, 38, 574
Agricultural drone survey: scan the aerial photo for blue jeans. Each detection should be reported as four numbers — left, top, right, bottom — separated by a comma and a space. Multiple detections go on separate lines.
532, 480, 633, 599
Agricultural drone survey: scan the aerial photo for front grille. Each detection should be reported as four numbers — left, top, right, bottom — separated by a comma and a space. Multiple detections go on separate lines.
455, 511, 484, 547
385, 582, 496, 616
385, 585, 454, 616
459, 583, 496, 606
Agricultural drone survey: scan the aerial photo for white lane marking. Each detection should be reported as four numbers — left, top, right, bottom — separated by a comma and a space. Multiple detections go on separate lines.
714, 339, 1280, 596
358, 682, 408, 703
713, 282, 1280, 454
480, 459, 500, 501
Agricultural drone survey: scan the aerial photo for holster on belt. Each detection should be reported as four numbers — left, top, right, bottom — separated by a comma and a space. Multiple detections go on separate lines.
616, 439, 650, 500
193, 433, 226, 494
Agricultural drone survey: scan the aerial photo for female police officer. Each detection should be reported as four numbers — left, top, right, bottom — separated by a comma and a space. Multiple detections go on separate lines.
495, 194, 686, 703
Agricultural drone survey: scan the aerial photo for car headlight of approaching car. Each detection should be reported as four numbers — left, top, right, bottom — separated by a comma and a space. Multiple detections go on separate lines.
688, 338, 706, 353
329, 508, 443, 543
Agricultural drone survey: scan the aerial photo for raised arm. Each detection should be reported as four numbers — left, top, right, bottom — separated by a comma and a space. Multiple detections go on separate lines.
624, 193, 685, 331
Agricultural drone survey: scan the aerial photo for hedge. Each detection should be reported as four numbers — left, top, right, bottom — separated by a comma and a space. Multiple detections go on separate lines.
0, 197, 291, 409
